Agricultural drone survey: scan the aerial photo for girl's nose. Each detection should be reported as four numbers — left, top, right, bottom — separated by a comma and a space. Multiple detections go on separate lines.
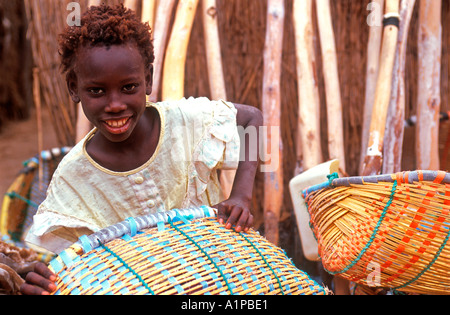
105, 95, 127, 113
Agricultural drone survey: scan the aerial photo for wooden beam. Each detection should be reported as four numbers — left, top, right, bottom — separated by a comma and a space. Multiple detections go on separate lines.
416, 0, 442, 170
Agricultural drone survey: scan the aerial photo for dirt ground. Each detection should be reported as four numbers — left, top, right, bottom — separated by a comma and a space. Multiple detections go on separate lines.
0, 108, 59, 198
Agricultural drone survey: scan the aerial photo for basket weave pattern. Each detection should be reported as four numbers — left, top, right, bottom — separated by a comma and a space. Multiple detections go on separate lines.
304, 171, 450, 294
50, 211, 327, 295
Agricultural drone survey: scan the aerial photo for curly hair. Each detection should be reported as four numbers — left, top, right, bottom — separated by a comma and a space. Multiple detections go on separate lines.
59, 4, 154, 78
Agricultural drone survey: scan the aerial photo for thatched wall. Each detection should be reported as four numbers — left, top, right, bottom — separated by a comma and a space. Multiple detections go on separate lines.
0, 0, 33, 131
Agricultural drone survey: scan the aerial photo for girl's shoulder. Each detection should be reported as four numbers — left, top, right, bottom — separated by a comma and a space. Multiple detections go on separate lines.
151, 97, 236, 124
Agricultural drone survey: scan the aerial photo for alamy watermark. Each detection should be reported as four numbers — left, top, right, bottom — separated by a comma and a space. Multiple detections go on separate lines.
367, 1, 384, 27
67, 2, 81, 27
171, 124, 281, 173
366, 261, 381, 287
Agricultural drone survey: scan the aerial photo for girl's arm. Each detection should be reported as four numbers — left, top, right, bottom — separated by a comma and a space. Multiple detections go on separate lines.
215, 103, 263, 232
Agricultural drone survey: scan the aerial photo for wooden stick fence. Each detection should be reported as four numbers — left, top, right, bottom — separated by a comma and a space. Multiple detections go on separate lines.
24, 1, 449, 270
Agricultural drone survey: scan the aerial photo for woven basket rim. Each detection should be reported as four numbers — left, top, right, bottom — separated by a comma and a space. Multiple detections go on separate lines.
332, 170, 450, 187
73, 206, 217, 255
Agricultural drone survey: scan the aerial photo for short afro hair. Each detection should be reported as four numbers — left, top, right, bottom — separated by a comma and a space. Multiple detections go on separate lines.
59, 4, 154, 78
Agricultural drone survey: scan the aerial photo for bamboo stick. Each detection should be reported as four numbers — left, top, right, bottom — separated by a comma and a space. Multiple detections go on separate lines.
201, 0, 235, 198
382, 0, 416, 174
360, 0, 384, 174
361, 0, 400, 176
293, 0, 323, 172
416, 0, 442, 170
148, 0, 176, 102
262, 0, 285, 246
162, 0, 200, 101
315, 0, 346, 173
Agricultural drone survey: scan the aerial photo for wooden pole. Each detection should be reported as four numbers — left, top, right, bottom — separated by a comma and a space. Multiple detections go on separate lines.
201, 0, 235, 198
360, 0, 384, 174
33, 67, 43, 188
262, 0, 285, 246
293, 0, 323, 172
315, 0, 346, 173
141, 0, 157, 30
416, 0, 442, 170
88, 0, 101, 6
124, 0, 139, 11
149, 0, 177, 102
361, 0, 400, 176
382, 0, 416, 174
162, 0, 200, 101
202, 0, 226, 100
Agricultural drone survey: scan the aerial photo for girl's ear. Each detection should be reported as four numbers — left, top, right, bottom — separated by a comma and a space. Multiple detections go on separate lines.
145, 64, 154, 96
66, 71, 81, 103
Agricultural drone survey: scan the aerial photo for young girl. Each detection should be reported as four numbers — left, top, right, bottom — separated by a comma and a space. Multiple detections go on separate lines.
21, 4, 262, 295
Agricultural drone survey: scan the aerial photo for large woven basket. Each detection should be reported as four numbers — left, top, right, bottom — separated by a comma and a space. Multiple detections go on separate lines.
49, 207, 328, 295
303, 170, 450, 295
1, 147, 71, 262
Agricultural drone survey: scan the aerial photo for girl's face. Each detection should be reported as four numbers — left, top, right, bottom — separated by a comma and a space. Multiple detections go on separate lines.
68, 42, 153, 144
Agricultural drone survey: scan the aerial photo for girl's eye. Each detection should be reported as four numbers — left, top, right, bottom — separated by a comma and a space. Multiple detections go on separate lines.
88, 88, 104, 95
123, 84, 138, 92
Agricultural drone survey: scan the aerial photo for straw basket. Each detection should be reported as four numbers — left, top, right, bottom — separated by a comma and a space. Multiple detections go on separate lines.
49, 207, 328, 295
1, 147, 71, 262
303, 171, 450, 295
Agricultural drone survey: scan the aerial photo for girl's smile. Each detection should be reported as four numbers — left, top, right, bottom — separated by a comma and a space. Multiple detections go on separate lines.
103, 116, 132, 134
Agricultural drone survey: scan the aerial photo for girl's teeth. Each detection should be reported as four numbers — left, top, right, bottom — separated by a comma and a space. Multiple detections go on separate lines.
106, 118, 128, 128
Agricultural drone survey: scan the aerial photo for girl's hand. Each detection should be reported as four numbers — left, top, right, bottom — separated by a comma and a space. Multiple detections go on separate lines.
214, 197, 254, 233
20, 262, 57, 295
213, 103, 261, 233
